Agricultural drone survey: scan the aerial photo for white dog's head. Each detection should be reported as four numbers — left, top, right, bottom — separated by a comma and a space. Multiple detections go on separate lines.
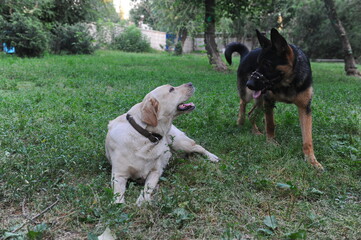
140, 83, 195, 127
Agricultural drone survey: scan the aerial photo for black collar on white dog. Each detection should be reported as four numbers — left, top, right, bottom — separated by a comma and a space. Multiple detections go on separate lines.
126, 114, 163, 144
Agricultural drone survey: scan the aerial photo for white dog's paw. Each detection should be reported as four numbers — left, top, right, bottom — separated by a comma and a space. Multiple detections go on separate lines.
136, 197, 144, 207
114, 197, 125, 204
207, 152, 220, 162
136, 190, 153, 206
136, 191, 146, 207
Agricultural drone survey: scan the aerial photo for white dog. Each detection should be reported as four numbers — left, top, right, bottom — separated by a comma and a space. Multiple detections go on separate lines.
105, 83, 219, 206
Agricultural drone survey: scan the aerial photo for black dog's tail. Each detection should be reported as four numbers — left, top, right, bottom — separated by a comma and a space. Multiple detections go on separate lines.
224, 42, 249, 65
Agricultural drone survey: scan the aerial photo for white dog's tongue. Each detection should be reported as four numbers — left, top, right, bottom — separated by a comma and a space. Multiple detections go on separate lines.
253, 90, 262, 99
178, 102, 195, 110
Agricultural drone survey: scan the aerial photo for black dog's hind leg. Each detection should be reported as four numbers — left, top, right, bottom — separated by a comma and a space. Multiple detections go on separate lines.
237, 98, 247, 126
237, 74, 251, 127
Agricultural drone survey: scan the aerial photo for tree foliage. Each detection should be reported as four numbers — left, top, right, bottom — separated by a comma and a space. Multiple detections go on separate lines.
129, 0, 360, 61
51, 23, 95, 54
129, 0, 157, 28
0, 0, 118, 25
1, 0, 359, 60
0, 12, 49, 57
151, 0, 203, 36
130, 0, 203, 36
286, 0, 361, 59
47, 0, 119, 25
0, 0, 118, 57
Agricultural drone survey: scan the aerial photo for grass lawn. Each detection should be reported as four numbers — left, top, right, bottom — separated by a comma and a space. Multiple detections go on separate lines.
0, 50, 360, 239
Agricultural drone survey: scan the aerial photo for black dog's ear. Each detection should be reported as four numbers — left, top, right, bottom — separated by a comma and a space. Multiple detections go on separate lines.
256, 29, 271, 49
270, 28, 290, 55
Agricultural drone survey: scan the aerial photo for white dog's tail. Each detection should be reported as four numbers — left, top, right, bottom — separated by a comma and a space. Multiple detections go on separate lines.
105, 145, 112, 165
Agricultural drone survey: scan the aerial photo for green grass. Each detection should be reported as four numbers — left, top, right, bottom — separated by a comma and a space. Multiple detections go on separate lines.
0, 51, 360, 239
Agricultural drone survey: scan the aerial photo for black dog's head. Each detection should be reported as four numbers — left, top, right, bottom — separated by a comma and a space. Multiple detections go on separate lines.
247, 28, 295, 98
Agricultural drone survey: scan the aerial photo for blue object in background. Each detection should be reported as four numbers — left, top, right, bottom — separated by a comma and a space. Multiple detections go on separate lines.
3, 43, 15, 54
166, 33, 181, 51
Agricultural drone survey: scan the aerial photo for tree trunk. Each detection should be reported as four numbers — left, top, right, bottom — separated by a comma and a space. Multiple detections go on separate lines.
323, 0, 361, 77
179, 27, 188, 53
204, 0, 228, 72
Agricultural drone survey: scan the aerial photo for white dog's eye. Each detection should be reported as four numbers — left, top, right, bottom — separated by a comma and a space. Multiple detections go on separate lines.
169, 87, 175, 92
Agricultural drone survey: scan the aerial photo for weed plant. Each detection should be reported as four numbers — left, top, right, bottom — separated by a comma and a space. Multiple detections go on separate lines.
0, 51, 360, 239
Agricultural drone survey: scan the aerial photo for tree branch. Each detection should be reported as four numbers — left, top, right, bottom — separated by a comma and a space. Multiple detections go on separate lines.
12, 198, 60, 233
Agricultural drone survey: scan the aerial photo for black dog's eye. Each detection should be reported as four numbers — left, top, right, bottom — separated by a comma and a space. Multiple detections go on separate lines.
169, 87, 175, 92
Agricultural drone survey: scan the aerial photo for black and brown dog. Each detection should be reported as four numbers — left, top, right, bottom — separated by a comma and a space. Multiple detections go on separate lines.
225, 28, 323, 170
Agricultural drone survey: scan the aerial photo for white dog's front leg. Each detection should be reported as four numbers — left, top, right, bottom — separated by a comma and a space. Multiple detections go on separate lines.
136, 170, 162, 206
168, 125, 220, 162
112, 173, 127, 204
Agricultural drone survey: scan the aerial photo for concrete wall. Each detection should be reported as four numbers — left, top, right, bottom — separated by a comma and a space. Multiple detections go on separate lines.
88, 23, 165, 51
87, 23, 123, 46
88, 23, 253, 53
140, 29, 166, 51
182, 36, 254, 53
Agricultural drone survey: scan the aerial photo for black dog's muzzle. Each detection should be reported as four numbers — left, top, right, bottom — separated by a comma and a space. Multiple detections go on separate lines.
248, 70, 282, 91
250, 71, 267, 81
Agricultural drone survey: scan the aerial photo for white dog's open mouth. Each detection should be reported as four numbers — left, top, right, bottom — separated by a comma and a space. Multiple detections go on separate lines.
177, 102, 195, 111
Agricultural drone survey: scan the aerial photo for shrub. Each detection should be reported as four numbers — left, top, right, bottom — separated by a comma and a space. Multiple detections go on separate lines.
174, 41, 183, 56
0, 13, 49, 57
51, 23, 95, 54
112, 25, 151, 53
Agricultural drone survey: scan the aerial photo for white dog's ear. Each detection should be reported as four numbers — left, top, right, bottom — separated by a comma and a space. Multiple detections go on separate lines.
141, 97, 159, 127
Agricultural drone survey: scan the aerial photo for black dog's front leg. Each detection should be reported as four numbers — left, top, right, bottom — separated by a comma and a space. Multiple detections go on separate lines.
264, 100, 276, 141
248, 98, 263, 135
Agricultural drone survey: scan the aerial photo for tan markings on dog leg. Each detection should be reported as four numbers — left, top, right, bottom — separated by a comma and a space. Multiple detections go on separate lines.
264, 102, 275, 140
265, 112, 275, 140
248, 100, 263, 135
293, 87, 313, 107
297, 106, 323, 170
237, 99, 247, 126
295, 88, 324, 170
251, 123, 262, 135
